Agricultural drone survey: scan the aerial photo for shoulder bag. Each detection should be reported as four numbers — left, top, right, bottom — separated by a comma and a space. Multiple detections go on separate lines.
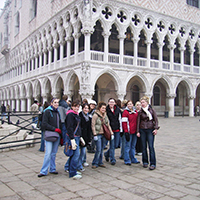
99, 116, 111, 141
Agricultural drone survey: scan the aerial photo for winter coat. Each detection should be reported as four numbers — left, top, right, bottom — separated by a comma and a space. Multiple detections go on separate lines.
79, 111, 92, 146
41, 106, 62, 132
65, 110, 81, 139
106, 105, 121, 132
122, 107, 138, 134
137, 106, 159, 132
91, 110, 113, 136
58, 99, 70, 123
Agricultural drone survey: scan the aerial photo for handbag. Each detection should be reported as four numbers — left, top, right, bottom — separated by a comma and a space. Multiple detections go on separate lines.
98, 115, 111, 141
44, 131, 59, 142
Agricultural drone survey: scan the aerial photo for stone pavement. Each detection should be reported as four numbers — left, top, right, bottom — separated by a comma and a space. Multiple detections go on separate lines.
0, 117, 200, 200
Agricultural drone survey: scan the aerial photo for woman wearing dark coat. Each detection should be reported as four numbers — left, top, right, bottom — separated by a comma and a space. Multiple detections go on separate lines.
77, 103, 92, 170
38, 98, 62, 177
137, 96, 159, 170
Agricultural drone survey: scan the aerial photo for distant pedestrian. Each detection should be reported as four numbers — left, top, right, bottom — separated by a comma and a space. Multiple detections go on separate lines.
1, 103, 6, 120
137, 96, 159, 170
30, 100, 39, 129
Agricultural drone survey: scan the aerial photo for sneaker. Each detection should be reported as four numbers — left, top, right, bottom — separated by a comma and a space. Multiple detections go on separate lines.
137, 152, 142, 156
92, 165, 97, 169
79, 168, 85, 172
149, 165, 156, 170
99, 164, 106, 168
111, 162, 116, 165
77, 171, 82, 175
83, 162, 89, 167
49, 171, 58, 174
72, 174, 82, 180
65, 170, 69, 173
143, 164, 148, 168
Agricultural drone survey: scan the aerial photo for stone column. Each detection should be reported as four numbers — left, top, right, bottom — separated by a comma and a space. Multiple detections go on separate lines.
11, 99, 15, 112
133, 37, 139, 66
66, 37, 72, 65
158, 42, 164, 69
146, 40, 152, 67
73, 33, 81, 62
103, 32, 110, 63
43, 50, 47, 66
168, 44, 175, 70
179, 46, 185, 71
16, 99, 20, 112
167, 94, 176, 117
59, 41, 64, 68
84, 31, 92, 61
53, 43, 58, 69
20, 98, 26, 112
39, 52, 42, 67
190, 49, 194, 73
189, 96, 194, 117
118, 35, 125, 64
27, 97, 32, 112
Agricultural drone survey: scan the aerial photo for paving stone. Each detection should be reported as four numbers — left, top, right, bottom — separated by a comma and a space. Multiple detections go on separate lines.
6, 181, 34, 193
75, 188, 103, 198
0, 184, 15, 197
49, 191, 78, 200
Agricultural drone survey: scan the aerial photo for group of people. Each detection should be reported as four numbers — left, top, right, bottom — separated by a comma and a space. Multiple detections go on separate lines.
37, 95, 159, 180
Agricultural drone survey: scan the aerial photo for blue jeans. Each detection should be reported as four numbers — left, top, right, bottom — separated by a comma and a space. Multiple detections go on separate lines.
1, 112, 6, 120
61, 123, 67, 142
104, 138, 116, 163
40, 136, 60, 175
92, 134, 107, 167
39, 131, 45, 152
77, 146, 86, 170
124, 134, 138, 164
140, 129, 156, 166
65, 136, 80, 178
32, 116, 38, 124
120, 134, 125, 159
114, 132, 120, 148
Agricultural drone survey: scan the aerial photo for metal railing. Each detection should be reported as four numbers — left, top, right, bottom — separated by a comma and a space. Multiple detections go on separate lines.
0, 112, 41, 150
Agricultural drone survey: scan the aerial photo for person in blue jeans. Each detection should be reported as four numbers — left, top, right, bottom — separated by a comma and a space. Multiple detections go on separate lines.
65, 100, 85, 180
122, 100, 140, 165
77, 103, 92, 171
38, 98, 62, 177
104, 98, 121, 165
137, 96, 159, 170
91, 102, 114, 169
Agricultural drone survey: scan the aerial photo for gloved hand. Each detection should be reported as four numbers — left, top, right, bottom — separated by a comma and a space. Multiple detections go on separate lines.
80, 137, 85, 146
71, 139, 77, 150
120, 132, 124, 137
55, 128, 62, 134
111, 135, 114, 140
93, 136, 98, 141
125, 132, 130, 141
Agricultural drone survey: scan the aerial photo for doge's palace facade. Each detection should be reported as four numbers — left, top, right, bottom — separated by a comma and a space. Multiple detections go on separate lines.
1, 0, 200, 117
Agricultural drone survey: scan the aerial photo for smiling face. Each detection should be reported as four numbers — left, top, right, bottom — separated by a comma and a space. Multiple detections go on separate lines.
99, 105, 106, 114
51, 99, 59, 109
72, 105, 80, 113
82, 105, 89, 114
141, 100, 148, 108
108, 98, 115, 109
127, 101, 133, 110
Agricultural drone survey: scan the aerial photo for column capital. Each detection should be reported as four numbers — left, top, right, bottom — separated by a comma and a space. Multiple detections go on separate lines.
167, 94, 176, 98
189, 95, 195, 99
178, 46, 185, 52
117, 35, 126, 40
102, 31, 111, 38
167, 44, 176, 50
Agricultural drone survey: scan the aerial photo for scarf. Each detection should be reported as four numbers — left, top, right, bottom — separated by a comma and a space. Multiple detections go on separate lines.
142, 105, 153, 120
82, 112, 89, 122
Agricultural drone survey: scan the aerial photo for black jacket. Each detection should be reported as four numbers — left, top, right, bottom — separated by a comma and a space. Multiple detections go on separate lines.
106, 105, 121, 131
65, 110, 81, 139
41, 106, 61, 132
79, 111, 92, 146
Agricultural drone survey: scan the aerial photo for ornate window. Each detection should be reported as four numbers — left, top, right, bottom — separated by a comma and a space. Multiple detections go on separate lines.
194, 43, 199, 66
174, 39, 180, 63
132, 14, 140, 26
124, 27, 133, 56
163, 36, 170, 62
184, 40, 190, 65
186, 0, 199, 8
138, 30, 147, 58
15, 11, 20, 35
151, 33, 159, 60
102, 7, 112, 20
30, 0, 37, 21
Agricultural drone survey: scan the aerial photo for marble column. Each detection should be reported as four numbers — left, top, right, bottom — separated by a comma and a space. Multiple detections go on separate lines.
189, 96, 194, 117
